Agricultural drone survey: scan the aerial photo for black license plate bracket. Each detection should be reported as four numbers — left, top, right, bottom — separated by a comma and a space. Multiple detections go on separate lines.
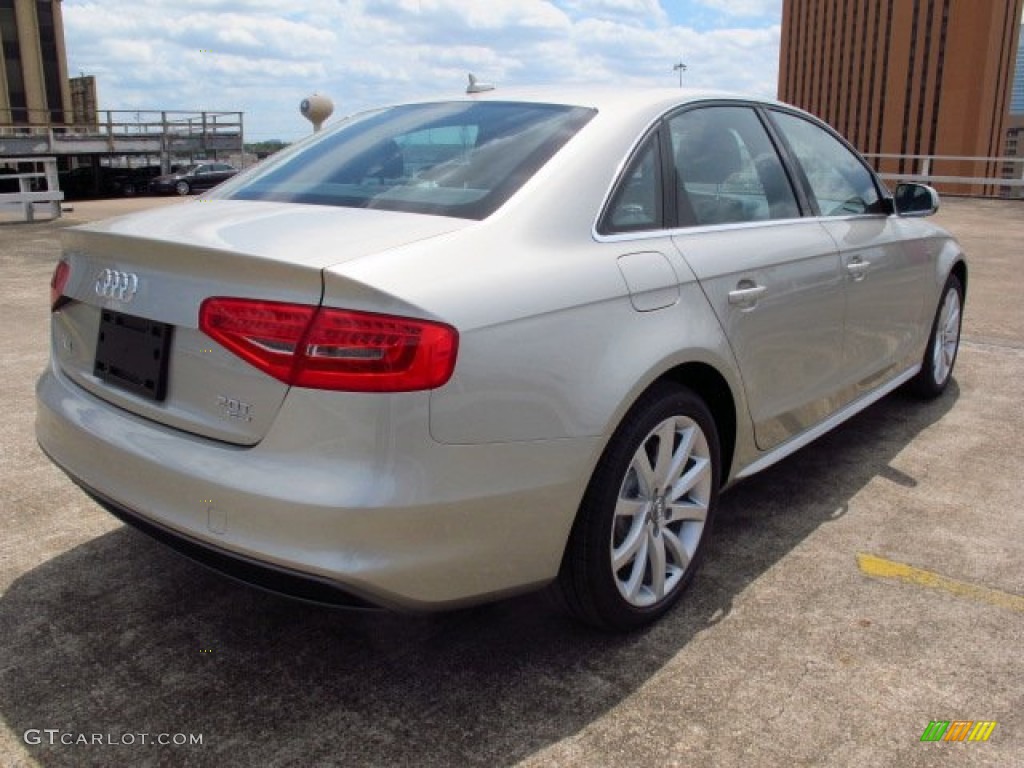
94, 309, 173, 401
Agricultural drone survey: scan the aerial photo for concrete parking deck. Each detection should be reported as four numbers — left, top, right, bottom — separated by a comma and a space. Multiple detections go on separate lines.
1, 198, 1021, 767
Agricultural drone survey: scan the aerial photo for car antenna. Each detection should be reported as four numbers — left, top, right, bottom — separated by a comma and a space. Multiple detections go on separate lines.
466, 73, 495, 94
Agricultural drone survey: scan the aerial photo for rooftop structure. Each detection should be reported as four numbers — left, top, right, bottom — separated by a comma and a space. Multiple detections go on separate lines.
1, 0, 243, 193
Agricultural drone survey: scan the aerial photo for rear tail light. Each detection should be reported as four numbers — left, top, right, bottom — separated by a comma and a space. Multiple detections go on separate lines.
50, 260, 71, 310
199, 298, 458, 392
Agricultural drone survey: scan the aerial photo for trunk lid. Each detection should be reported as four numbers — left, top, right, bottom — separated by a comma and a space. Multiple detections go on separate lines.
53, 200, 469, 445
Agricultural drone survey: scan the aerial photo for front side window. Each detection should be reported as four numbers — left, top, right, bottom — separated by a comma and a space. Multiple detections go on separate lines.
222, 102, 595, 220
769, 110, 881, 216
669, 106, 800, 227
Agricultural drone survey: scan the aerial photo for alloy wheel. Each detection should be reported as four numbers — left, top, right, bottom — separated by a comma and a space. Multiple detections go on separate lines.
611, 415, 712, 608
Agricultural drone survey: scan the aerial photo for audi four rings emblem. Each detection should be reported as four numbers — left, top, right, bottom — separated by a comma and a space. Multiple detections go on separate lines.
95, 268, 139, 303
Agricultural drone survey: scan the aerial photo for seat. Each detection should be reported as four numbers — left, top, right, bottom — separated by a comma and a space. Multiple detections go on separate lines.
675, 128, 744, 225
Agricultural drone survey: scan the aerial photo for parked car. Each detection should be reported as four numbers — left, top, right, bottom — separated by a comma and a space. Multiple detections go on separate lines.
37, 88, 965, 630
149, 162, 238, 195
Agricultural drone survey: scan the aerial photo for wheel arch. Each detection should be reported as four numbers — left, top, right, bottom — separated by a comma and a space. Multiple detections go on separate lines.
653, 361, 738, 486
950, 258, 967, 301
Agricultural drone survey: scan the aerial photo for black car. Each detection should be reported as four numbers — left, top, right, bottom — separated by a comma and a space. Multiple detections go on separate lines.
149, 162, 238, 196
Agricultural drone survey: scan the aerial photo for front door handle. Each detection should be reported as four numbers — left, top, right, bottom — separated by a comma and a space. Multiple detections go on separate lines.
728, 282, 767, 307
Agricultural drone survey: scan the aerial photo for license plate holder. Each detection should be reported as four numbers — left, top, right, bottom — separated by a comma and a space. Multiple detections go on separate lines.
94, 309, 173, 401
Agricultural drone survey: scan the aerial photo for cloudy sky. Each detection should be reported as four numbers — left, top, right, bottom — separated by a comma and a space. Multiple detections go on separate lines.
62, 0, 782, 142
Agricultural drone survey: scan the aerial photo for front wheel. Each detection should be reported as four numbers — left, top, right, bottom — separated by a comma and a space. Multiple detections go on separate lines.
910, 273, 963, 399
557, 384, 720, 630
175, 180, 191, 196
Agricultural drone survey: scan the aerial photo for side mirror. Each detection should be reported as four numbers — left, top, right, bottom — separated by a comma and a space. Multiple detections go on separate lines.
893, 182, 940, 217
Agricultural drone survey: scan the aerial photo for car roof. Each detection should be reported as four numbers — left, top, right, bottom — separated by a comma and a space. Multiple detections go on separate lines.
470, 85, 750, 109
381, 85, 803, 132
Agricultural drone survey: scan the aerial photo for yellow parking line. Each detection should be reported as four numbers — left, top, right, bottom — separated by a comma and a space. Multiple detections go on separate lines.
857, 553, 1024, 613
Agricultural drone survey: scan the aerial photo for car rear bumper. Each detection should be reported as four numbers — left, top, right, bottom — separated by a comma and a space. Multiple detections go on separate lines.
36, 362, 600, 611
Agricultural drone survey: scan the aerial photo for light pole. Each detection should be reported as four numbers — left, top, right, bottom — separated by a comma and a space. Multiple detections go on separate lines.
673, 61, 687, 87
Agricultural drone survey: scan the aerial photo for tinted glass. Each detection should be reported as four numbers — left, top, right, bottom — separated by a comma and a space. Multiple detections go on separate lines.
770, 110, 881, 216
669, 106, 799, 227
223, 102, 595, 220
601, 133, 662, 233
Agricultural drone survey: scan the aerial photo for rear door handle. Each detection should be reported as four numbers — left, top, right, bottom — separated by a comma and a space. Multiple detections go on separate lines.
728, 283, 767, 307
846, 257, 871, 281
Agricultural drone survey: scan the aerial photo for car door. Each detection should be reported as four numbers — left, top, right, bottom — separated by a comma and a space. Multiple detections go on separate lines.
767, 109, 931, 399
210, 163, 236, 186
667, 104, 845, 451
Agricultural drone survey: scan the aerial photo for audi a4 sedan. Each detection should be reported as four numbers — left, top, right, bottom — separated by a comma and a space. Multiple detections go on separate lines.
37, 87, 966, 630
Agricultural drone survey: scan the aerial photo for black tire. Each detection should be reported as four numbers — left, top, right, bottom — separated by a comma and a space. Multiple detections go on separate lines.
556, 383, 721, 630
175, 181, 191, 196
122, 182, 136, 197
909, 273, 963, 399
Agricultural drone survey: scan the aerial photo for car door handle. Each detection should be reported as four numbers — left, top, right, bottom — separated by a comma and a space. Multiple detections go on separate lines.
846, 257, 871, 281
728, 283, 767, 307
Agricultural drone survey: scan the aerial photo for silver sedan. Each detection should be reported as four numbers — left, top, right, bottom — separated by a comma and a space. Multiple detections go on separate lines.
37, 87, 966, 630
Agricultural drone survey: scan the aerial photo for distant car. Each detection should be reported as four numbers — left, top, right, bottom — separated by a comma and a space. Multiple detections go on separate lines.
38, 88, 966, 630
149, 162, 238, 195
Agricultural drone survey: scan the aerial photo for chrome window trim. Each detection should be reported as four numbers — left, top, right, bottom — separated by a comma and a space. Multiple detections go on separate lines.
591, 98, 821, 244
593, 214, 812, 244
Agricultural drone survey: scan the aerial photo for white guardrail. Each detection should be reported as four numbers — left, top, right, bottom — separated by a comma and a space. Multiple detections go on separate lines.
863, 153, 1024, 194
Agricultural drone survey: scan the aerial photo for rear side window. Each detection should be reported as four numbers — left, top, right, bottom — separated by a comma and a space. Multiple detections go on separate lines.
600, 133, 663, 233
769, 110, 881, 216
223, 102, 595, 220
669, 106, 800, 227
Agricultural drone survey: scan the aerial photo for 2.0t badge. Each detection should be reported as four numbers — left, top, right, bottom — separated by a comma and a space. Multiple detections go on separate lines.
94, 268, 139, 303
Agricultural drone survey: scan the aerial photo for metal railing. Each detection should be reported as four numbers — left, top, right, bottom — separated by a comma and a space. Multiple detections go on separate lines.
0, 109, 243, 138
863, 153, 1024, 197
0, 109, 245, 171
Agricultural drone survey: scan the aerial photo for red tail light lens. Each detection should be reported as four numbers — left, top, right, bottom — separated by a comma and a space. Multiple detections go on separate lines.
50, 260, 71, 310
199, 298, 458, 392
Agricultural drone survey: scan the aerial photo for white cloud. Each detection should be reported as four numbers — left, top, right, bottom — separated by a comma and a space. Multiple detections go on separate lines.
62, 0, 781, 140
694, 0, 780, 17
559, 0, 669, 26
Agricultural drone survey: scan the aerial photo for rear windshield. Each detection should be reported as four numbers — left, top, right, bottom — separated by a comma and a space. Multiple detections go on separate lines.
222, 101, 596, 220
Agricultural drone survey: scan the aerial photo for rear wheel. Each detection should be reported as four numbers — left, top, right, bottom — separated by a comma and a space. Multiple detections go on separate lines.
557, 384, 720, 630
910, 273, 963, 399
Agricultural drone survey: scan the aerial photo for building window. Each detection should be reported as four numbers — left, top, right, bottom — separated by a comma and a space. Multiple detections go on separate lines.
36, 1, 65, 123
0, 0, 28, 125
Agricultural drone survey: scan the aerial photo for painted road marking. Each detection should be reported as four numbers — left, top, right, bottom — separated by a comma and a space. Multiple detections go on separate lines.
857, 553, 1024, 613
